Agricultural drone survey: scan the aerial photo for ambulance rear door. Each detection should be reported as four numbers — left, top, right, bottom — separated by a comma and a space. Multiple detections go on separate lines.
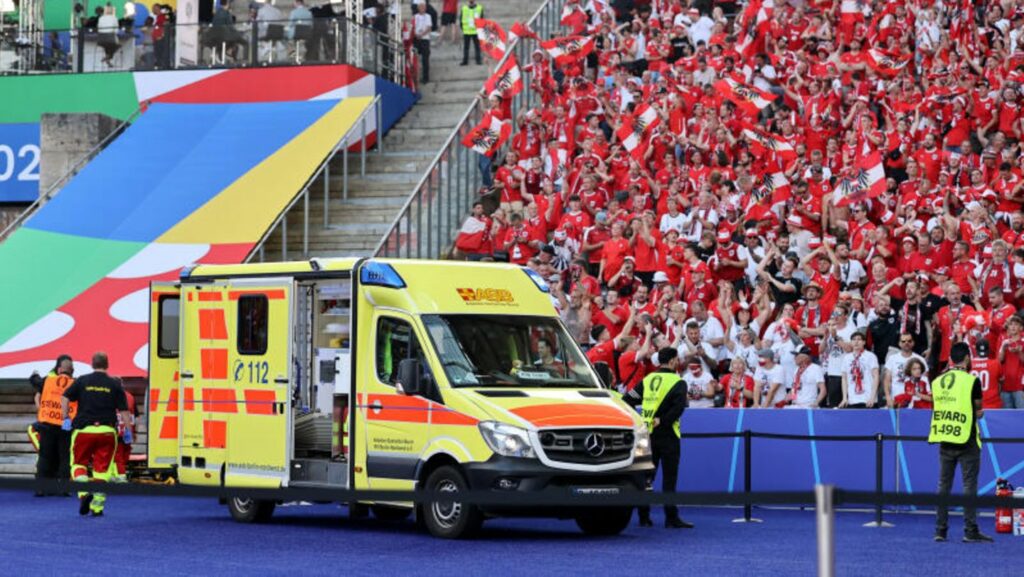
147, 281, 180, 472
178, 282, 231, 485
222, 279, 294, 488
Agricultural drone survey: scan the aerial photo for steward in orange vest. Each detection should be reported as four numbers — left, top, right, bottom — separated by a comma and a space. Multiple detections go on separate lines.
35, 357, 77, 493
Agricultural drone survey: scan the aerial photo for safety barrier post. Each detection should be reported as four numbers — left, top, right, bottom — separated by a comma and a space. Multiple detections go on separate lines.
376, 98, 383, 155
343, 139, 349, 200
361, 115, 367, 177
303, 187, 309, 257
815, 484, 836, 577
733, 429, 762, 523
863, 433, 893, 527
323, 162, 330, 227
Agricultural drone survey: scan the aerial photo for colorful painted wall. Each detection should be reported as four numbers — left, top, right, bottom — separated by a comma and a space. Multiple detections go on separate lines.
0, 65, 418, 201
0, 64, 417, 377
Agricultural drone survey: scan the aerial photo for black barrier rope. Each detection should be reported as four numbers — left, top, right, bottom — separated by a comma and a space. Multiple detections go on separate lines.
1, 477, 1021, 510
677, 431, 1024, 444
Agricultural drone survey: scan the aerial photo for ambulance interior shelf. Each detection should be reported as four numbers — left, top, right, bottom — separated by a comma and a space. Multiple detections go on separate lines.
308, 282, 351, 461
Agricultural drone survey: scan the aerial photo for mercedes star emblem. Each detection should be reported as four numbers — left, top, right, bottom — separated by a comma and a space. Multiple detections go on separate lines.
584, 433, 606, 457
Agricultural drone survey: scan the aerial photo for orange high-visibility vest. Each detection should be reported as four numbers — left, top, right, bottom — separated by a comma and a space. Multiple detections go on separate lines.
37, 374, 77, 425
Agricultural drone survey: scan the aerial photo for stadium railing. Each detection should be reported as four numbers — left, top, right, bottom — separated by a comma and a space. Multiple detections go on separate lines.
374, 0, 567, 259
0, 15, 405, 87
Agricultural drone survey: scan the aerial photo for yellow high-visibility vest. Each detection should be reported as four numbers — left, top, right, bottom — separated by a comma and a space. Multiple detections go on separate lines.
928, 369, 979, 447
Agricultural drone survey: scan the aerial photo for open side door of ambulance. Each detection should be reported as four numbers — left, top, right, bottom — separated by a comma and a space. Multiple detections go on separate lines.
177, 278, 294, 488
147, 281, 181, 477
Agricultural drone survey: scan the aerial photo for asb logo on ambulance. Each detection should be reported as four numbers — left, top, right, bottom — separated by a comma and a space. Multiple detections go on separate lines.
456, 287, 516, 305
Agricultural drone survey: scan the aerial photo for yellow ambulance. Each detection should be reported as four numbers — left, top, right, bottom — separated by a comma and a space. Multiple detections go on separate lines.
146, 258, 653, 538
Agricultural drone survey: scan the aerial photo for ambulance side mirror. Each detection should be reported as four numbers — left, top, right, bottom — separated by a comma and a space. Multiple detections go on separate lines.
397, 359, 423, 397
593, 362, 613, 390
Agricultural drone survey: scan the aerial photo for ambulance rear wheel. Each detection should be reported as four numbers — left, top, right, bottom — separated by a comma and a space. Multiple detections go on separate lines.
422, 466, 483, 539
228, 497, 276, 523
575, 507, 633, 536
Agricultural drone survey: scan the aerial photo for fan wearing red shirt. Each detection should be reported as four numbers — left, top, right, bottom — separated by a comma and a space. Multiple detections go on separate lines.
987, 286, 1017, 352
936, 281, 976, 367
684, 263, 718, 308
582, 214, 611, 275
502, 213, 542, 265
495, 152, 524, 212
586, 310, 638, 384
971, 341, 1004, 410
558, 196, 592, 242
721, 358, 755, 408
631, 215, 661, 287
913, 134, 943, 185
713, 229, 748, 288
998, 316, 1024, 408
618, 323, 656, 392
600, 221, 632, 284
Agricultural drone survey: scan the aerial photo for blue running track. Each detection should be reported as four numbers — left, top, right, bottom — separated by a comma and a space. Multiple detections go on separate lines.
0, 491, 1019, 576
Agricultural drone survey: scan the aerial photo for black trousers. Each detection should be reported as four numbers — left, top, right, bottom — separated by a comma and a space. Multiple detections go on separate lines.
936, 442, 981, 535
823, 375, 843, 408
640, 433, 680, 522
414, 38, 430, 82
36, 423, 70, 489
462, 34, 481, 64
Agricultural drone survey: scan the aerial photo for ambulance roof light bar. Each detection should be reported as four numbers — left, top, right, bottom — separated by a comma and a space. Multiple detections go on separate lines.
523, 268, 549, 293
360, 261, 406, 289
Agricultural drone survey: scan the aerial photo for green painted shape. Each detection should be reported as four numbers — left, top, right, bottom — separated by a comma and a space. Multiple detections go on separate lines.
43, 0, 74, 30
0, 73, 139, 124
0, 228, 145, 344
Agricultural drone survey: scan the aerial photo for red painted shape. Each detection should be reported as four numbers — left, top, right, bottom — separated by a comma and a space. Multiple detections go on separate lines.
244, 389, 276, 415
149, 65, 370, 105
198, 309, 228, 340
200, 349, 228, 380
158, 416, 178, 439
228, 289, 286, 300
203, 420, 227, 449
202, 388, 239, 413
510, 403, 634, 428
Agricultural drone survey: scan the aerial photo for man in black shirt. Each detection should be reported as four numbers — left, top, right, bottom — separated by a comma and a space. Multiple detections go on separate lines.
62, 352, 130, 517
867, 294, 901, 366
624, 347, 693, 529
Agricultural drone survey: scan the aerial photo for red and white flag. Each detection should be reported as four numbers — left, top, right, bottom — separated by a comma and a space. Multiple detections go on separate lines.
758, 171, 792, 206
560, 3, 588, 33
454, 216, 489, 252
615, 119, 650, 160
484, 55, 524, 97
509, 21, 538, 42
716, 77, 776, 117
632, 103, 660, 134
735, 0, 772, 58
540, 35, 595, 68
462, 113, 512, 156
840, 0, 866, 25
833, 152, 887, 207
741, 122, 796, 163
865, 48, 912, 78
475, 18, 508, 60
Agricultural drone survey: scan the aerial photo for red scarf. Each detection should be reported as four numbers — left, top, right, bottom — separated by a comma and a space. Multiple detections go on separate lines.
850, 352, 864, 395
790, 365, 806, 403
728, 375, 746, 408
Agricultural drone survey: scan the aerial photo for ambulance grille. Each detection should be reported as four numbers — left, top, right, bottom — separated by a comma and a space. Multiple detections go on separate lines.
537, 429, 634, 465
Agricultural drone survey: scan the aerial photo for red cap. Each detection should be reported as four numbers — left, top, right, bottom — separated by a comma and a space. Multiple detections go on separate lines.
717, 230, 732, 243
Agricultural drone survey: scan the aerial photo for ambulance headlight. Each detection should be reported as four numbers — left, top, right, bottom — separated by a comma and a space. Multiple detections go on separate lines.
479, 422, 536, 459
634, 425, 651, 458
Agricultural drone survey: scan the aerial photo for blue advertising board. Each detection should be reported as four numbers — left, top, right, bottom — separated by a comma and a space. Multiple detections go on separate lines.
0, 123, 41, 202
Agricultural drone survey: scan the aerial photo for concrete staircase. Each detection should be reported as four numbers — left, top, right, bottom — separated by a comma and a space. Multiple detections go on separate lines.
263, 0, 542, 259
0, 383, 147, 477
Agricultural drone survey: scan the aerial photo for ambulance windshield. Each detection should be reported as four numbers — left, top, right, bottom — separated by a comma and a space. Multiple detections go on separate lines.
422, 315, 601, 388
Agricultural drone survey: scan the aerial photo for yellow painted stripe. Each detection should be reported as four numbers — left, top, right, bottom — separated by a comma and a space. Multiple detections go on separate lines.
157, 97, 373, 244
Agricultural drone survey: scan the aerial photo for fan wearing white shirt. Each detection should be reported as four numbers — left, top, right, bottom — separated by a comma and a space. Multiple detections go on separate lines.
682, 356, 720, 408
840, 332, 880, 408
754, 349, 787, 408
822, 303, 857, 408
883, 334, 928, 408
785, 346, 826, 408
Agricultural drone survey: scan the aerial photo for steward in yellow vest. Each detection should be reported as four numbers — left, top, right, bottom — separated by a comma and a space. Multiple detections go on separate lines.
930, 342, 992, 543
459, 0, 483, 65
623, 347, 693, 529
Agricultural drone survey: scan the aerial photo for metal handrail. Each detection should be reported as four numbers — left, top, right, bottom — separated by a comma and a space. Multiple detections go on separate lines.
247, 94, 383, 263
0, 15, 405, 86
0, 107, 142, 242
373, 0, 563, 258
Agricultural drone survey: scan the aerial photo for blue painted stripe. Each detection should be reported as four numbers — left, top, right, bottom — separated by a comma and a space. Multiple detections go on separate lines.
890, 408, 914, 495
980, 418, 1003, 478
806, 409, 821, 485
727, 408, 745, 493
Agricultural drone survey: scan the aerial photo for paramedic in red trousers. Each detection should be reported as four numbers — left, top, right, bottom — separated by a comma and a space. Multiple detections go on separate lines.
61, 352, 131, 516
624, 347, 693, 529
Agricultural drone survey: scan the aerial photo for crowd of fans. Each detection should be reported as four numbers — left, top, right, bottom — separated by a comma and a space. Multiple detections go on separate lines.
453, 0, 1024, 410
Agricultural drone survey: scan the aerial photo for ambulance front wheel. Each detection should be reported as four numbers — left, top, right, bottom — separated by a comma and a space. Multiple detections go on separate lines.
575, 507, 633, 536
422, 466, 483, 539
228, 497, 276, 523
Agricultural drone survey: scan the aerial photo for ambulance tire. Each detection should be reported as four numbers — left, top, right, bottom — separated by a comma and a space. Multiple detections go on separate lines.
371, 505, 413, 521
228, 497, 276, 523
422, 466, 483, 539
575, 507, 633, 536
